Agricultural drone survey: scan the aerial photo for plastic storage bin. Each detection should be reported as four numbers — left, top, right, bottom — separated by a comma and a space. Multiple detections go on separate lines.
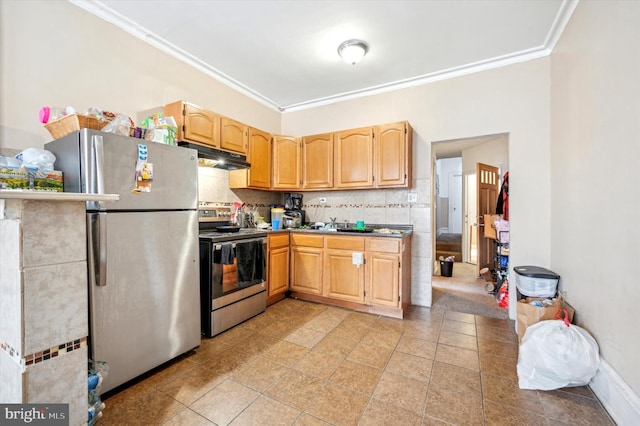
514, 265, 559, 297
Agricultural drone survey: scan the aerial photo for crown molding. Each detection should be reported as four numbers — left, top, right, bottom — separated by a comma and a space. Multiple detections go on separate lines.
69, 0, 579, 114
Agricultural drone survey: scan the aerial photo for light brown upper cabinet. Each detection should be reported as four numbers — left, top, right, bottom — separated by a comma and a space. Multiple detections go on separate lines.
375, 121, 412, 188
164, 101, 220, 148
272, 135, 302, 189
334, 126, 374, 188
229, 127, 272, 189
302, 133, 333, 190
220, 117, 249, 154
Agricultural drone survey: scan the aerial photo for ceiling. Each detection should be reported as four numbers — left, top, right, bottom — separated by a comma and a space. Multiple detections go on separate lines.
71, 0, 577, 112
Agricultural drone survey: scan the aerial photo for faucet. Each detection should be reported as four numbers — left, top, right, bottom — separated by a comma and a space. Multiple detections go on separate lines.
329, 217, 337, 229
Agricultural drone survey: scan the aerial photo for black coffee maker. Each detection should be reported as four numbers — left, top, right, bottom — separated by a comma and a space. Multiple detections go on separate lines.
284, 193, 305, 225
285, 193, 303, 210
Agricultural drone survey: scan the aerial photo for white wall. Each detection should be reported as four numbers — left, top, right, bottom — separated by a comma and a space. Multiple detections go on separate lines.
0, 1, 281, 151
282, 59, 552, 309
460, 136, 509, 176
550, 0, 640, 398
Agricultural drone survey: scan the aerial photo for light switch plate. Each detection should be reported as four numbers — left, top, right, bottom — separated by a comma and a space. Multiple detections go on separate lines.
408, 193, 417, 203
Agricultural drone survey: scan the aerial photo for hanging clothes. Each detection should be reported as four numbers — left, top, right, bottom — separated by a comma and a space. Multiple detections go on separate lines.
496, 171, 509, 220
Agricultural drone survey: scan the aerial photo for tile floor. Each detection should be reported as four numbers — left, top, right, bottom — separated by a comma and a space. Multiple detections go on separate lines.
99, 299, 614, 425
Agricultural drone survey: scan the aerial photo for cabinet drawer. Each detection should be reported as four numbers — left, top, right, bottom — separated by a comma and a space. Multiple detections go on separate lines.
269, 233, 290, 248
368, 238, 401, 253
290, 233, 324, 247
326, 236, 365, 251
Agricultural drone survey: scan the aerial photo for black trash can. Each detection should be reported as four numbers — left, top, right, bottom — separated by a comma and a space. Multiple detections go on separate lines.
440, 260, 453, 277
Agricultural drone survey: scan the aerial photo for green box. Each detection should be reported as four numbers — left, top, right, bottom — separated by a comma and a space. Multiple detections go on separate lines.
31, 170, 63, 192
0, 166, 30, 190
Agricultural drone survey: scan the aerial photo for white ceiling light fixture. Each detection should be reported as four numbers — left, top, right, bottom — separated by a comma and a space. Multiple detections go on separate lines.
338, 39, 369, 65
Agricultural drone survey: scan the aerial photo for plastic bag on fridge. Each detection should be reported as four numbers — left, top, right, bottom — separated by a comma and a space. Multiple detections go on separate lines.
517, 310, 600, 390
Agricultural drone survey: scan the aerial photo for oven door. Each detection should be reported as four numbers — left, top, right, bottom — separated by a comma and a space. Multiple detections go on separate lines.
202, 237, 267, 337
211, 237, 266, 300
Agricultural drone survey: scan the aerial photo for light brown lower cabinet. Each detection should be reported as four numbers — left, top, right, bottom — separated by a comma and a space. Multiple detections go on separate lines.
288, 232, 412, 319
366, 238, 402, 308
267, 233, 290, 306
323, 236, 365, 303
289, 233, 324, 295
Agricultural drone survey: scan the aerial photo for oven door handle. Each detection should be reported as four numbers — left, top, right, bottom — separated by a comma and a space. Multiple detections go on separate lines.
212, 237, 265, 249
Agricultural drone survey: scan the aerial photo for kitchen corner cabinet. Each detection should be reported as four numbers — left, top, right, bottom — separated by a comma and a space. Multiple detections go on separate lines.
375, 121, 412, 188
229, 127, 272, 189
334, 127, 374, 188
302, 133, 333, 189
289, 233, 323, 295
267, 233, 290, 306
220, 116, 248, 154
324, 236, 365, 303
272, 135, 302, 189
164, 101, 220, 148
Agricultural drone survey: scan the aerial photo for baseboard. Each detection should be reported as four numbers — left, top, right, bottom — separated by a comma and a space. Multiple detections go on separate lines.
590, 358, 640, 425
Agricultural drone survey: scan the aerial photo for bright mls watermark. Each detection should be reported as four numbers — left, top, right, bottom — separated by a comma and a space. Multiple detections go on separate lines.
0, 404, 68, 425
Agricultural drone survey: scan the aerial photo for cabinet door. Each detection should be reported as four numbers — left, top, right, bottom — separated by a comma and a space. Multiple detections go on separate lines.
272, 135, 302, 189
290, 246, 323, 295
335, 127, 374, 188
164, 101, 219, 147
302, 133, 333, 189
220, 117, 248, 154
268, 245, 290, 298
248, 127, 272, 189
324, 250, 365, 303
375, 121, 411, 188
368, 253, 400, 307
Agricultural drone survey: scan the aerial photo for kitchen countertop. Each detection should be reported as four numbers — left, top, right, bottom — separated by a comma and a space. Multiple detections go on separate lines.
265, 226, 412, 238
0, 190, 120, 202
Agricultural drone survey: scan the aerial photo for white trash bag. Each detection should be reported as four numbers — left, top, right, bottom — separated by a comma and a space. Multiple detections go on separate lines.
517, 310, 600, 390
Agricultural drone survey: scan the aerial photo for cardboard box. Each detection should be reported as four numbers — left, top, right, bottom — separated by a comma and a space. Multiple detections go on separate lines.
517, 297, 575, 343
31, 170, 63, 192
483, 214, 501, 239
0, 166, 30, 190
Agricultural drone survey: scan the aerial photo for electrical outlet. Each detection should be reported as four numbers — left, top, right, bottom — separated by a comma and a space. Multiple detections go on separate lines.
408, 193, 417, 203
319, 197, 327, 203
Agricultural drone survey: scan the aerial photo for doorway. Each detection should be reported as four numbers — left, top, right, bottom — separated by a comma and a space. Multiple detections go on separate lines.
431, 133, 509, 316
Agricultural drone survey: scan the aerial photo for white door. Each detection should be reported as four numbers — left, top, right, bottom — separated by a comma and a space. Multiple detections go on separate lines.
448, 173, 462, 233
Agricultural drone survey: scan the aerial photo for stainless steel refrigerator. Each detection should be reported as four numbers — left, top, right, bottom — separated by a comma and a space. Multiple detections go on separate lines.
46, 129, 200, 394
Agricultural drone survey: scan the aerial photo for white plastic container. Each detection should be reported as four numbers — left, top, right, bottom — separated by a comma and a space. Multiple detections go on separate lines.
514, 265, 559, 297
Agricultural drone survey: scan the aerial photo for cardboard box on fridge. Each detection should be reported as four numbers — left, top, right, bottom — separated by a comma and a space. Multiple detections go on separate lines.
516, 297, 575, 343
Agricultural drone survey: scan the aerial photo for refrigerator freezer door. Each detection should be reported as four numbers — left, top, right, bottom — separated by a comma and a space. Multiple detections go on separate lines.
47, 129, 198, 211
87, 210, 200, 393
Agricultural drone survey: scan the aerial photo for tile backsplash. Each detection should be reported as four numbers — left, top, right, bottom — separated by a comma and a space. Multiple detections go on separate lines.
198, 167, 430, 226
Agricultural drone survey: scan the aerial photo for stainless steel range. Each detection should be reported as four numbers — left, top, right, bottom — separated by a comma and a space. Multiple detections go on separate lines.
198, 203, 267, 337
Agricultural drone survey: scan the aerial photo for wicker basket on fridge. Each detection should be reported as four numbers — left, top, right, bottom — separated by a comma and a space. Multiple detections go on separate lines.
44, 113, 110, 139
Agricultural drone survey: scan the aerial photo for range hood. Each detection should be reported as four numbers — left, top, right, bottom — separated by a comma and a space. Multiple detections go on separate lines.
178, 142, 250, 170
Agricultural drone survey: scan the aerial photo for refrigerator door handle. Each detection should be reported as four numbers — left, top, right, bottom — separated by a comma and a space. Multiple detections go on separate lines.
93, 135, 105, 194
87, 134, 105, 211
88, 213, 108, 287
